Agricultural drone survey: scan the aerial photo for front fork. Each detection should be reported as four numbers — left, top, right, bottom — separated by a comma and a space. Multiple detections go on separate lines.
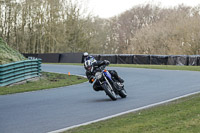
100, 74, 120, 94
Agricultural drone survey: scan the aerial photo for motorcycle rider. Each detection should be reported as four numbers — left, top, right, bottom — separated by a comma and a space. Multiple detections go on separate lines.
84, 58, 124, 91
83, 52, 96, 62
83, 52, 89, 62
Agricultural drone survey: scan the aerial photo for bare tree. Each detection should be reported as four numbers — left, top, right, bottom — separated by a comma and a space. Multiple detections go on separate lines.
1, 1, 200, 55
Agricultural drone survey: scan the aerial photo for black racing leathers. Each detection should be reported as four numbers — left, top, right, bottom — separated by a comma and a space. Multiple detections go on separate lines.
85, 60, 123, 91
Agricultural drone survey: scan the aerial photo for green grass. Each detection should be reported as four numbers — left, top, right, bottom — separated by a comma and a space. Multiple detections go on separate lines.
0, 72, 87, 95
44, 63, 83, 66
110, 64, 200, 71
45, 63, 200, 72
109, 64, 200, 71
64, 93, 200, 133
0, 37, 26, 65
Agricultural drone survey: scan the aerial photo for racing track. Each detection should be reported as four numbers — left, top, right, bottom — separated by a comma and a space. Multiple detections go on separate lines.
0, 64, 200, 133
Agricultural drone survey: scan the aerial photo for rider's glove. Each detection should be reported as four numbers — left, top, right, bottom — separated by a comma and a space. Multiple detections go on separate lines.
89, 76, 95, 83
104, 60, 110, 66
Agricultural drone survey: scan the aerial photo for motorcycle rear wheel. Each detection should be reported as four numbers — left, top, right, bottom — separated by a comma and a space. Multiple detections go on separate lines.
119, 89, 127, 98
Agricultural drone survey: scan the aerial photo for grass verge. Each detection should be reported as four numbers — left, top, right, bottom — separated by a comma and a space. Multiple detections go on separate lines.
45, 63, 200, 72
64, 93, 200, 133
0, 72, 87, 95
109, 64, 200, 71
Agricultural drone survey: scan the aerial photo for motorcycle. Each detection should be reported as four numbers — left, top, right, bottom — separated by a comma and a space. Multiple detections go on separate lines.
93, 65, 127, 101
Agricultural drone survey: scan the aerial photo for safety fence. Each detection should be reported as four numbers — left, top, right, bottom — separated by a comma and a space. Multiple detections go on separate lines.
0, 59, 42, 86
93, 54, 200, 66
23, 53, 83, 63
23, 53, 200, 66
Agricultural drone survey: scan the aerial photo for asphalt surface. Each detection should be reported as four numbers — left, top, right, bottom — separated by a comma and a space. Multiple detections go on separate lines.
0, 64, 200, 133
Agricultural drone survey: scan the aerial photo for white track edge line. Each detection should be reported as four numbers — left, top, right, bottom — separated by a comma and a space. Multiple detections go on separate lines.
48, 91, 200, 133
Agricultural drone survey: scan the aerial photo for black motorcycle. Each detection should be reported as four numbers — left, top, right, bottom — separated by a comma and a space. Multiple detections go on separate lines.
93, 65, 127, 100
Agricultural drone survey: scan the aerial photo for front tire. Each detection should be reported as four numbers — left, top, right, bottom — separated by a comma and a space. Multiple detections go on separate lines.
103, 82, 117, 101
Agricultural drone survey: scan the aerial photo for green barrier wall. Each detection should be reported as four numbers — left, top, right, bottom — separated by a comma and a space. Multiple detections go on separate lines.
0, 59, 42, 86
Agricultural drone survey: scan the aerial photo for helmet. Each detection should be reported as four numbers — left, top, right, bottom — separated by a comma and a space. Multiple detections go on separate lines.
84, 60, 93, 71
86, 55, 96, 63
83, 52, 88, 57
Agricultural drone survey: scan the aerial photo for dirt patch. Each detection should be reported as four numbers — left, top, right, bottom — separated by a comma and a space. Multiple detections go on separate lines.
8, 76, 41, 86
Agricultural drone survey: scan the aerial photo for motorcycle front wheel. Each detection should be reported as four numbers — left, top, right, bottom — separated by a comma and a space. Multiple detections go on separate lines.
103, 82, 117, 101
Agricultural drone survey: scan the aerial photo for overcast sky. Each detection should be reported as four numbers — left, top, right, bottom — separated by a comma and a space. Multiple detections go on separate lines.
86, 0, 200, 18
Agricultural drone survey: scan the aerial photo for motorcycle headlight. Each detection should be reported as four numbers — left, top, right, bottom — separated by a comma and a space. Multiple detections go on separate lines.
95, 72, 102, 79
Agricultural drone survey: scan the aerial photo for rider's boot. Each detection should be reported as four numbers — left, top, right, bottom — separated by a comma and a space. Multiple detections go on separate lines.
118, 77, 124, 83
116, 77, 124, 89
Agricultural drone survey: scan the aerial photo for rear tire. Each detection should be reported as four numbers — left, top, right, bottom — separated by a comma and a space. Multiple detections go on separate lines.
119, 89, 127, 98
103, 83, 117, 101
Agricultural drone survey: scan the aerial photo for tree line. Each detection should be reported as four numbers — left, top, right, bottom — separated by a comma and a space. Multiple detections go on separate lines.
0, 0, 200, 55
